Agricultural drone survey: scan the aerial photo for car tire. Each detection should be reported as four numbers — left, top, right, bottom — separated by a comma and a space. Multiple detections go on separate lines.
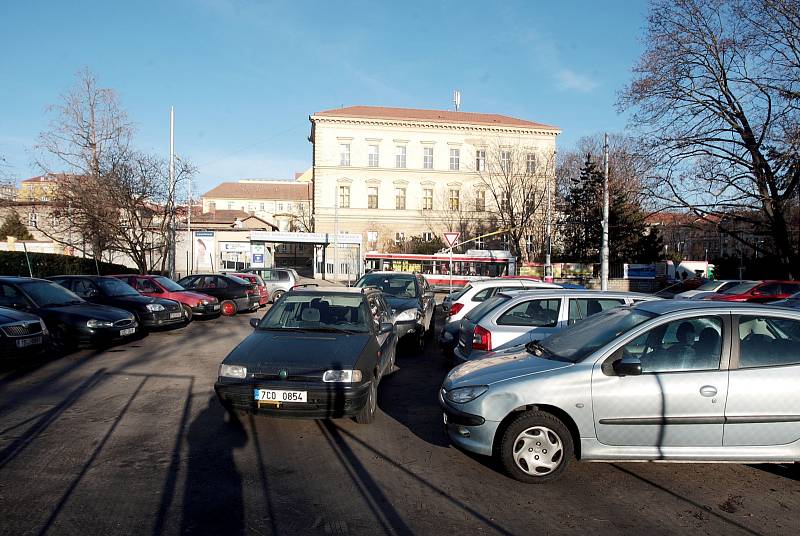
354, 379, 377, 424
272, 290, 284, 303
498, 410, 573, 483
182, 304, 193, 322
221, 300, 238, 316
50, 325, 76, 354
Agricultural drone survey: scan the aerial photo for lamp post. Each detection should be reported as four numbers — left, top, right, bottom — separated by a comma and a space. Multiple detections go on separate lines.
544, 148, 554, 282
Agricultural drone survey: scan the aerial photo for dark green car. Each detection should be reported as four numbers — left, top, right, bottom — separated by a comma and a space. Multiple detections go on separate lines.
215, 286, 397, 424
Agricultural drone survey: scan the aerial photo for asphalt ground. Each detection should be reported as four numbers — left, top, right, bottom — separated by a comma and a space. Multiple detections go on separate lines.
0, 307, 798, 536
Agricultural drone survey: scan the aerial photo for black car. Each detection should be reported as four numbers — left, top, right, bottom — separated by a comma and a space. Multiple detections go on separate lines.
49, 275, 186, 329
437, 317, 462, 360
0, 277, 137, 351
354, 271, 436, 352
176, 274, 260, 316
215, 286, 397, 424
0, 306, 48, 358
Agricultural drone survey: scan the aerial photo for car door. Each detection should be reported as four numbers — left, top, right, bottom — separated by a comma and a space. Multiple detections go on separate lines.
489, 297, 562, 347
722, 314, 800, 447
567, 297, 626, 326
591, 314, 730, 448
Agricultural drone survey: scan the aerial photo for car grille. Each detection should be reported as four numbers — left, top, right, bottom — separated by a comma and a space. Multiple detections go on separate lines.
114, 318, 135, 327
252, 373, 321, 382
1, 321, 43, 338
165, 302, 181, 312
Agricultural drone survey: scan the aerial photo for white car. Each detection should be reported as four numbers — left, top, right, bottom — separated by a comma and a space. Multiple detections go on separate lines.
674, 279, 750, 300
443, 278, 561, 323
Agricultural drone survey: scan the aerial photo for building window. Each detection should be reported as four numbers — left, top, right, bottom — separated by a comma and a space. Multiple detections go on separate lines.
526, 234, 536, 253
422, 231, 433, 242
338, 185, 350, 208
340, 143, 350, 166
395, 232, 405, 245
227, 201, 234, 209
449, 189, 460, 211
449, 148, 460, 171
422, 188, 433, 210
395, 146, 406, 168
367, 186, 379, 209
475, 236, 484, 249
476, 149, 486, 171
501, 151, 511, 173
247, 203, 255, 212
475, 190, 486, 212
28, 212, 37, 227
526, 153, 536, 173
501, 234, 510, 250
423, 147, 433, 169
278, 202, 284, 212
501, 191, 510, 210
368, 144, 379, 167
395, 187, 406, 210
259, 202, 265, 211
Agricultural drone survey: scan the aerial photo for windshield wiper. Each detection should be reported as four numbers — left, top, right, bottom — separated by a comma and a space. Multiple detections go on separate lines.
307, 326, 364, 334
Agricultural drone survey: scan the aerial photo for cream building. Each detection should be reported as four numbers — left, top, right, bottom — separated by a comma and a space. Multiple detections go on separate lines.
308, 106, 560, 256
201, 179, 312, 232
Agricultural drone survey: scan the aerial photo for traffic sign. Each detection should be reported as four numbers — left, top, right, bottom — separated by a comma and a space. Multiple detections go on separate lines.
443, 232, 460, 248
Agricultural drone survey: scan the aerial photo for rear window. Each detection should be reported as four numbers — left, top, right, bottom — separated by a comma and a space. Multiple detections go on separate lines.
465, 295, 510, 321
723, 282, 759, 294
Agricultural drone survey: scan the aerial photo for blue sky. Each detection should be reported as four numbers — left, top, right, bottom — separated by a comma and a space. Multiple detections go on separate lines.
0, 0, 649, 193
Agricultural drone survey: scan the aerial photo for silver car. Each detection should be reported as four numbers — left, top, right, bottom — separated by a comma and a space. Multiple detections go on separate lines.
455, 290, 657, 362
243, 268, 300, 302
674, 279, 750, 300
440, 300, 800, 482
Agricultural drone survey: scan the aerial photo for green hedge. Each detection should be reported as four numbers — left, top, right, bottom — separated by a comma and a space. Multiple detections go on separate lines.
0, 251, 133, 278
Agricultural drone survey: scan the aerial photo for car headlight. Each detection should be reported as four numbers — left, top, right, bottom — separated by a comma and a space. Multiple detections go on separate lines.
395, 308, 421, 322
322, 369, 363, 383
219, 364, 247, 379
146, 303, 165, 312
445, 385, 489, 404
86, 319, 114, 328
200, 299, 209, 305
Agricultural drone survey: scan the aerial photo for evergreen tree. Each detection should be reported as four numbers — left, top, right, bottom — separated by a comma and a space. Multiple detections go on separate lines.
0, 211, 34, 241
561, 155, 602, 263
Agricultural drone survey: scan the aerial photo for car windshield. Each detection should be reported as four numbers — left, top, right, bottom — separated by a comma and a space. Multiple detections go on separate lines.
97, 278, 140, 297
697, 280, 725, 291
356, 274, 418, 298
154, 276, 185, 292
449, 285, 472, 301
227, 275, 251, 286
722, 282, 759, 294
20, 281, 84, 307
258, 294, 369, 332
539, 307, 657, 363
465, 294, 511, 321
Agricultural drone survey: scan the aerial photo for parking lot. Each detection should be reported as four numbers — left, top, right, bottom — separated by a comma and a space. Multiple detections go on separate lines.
1, 310, 798, 536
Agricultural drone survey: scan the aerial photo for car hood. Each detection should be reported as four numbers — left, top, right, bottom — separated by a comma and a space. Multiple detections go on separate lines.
385, 297, 420, 313
0, 307, 40, 323
444, 348, 573, 389
107, 294, 163, 307
43, 303, 133, 321
223, 331, 371, 374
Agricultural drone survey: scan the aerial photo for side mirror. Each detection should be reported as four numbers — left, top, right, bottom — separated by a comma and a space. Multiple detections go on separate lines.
613, 358, 642, 377
249, 318, 259, 329
379, 322, 394, 334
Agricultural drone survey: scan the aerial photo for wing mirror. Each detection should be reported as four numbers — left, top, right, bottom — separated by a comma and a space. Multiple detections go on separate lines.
249, 318, 260, 329
613, 358, 642, 377
379, 322, 394, 334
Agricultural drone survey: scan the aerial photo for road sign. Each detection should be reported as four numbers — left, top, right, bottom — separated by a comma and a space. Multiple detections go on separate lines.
443, 232, 460, 248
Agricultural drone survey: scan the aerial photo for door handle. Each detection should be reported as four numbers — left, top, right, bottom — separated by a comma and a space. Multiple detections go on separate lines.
699, 385, 717, 397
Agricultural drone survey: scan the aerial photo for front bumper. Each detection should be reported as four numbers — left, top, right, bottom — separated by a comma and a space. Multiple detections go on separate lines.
438, 388, 498, 456
396, 319, 423, 339
0, 334, 48, 357
214, 380, 372, 418
75, 322, 139, 346
140, 310, 185, 328
191, 302, 221, 316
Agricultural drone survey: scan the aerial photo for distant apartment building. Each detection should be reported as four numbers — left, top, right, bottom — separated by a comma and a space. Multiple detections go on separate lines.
308, 106, 560, 258
0, 181, 16, 201
200, 179, 312, 232
16, 173, 64, 202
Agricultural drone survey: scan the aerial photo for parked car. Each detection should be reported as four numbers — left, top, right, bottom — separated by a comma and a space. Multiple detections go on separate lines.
112, 274, 221, 321
354, 271, 436, 352
215, 286, 397, 424
770, 291, 800, 310
440, 300, 800, 482
242, 268, 300, 302
176, 274, 260, 315
706, 280, 800, 303
455, 290, 657, 363
0, 306, 48, 358
674, 279, 750, 300
0, 277, 137, 351
227, 273, 269, 307
49, 275, 186, 329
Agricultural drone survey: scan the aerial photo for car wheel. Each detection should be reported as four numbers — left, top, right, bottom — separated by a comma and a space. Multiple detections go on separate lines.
499, 410, 573, 483
221, 300, 238, 316
50, 325, 76, 354
354, 379, 378, 424
272, 290, 285, 303
182, 304, 193, 322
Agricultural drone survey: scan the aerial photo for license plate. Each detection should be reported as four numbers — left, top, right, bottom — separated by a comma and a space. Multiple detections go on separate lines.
16, 336, 42, 348
254, 389, 307, 403
120, 327, 136, 336
211, 304, 220, 310
169, 312, 182, 319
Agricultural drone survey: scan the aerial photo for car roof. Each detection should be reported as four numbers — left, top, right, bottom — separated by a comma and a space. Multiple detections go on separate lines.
290, 285, 370, 295
634, 299, 800, 315
0, 276, 50, 283
497, 289, 655, 299
469, 279, 559, 288
362, 271, 417, 276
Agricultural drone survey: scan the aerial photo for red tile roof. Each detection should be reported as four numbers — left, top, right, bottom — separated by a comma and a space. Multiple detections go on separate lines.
202, 181, 312, 201
21, 173, 75, 183
313, 106, 559, 130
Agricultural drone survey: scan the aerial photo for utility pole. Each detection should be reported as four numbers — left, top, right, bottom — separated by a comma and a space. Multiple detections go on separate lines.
545, 149, 554, 282
168, 106, 176, 279
186, 169, 192, 275
333, 186, 339, 282
601, 133, 609, 291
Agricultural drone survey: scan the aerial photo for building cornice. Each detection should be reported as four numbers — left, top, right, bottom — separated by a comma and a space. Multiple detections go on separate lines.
309, 115, 561, 136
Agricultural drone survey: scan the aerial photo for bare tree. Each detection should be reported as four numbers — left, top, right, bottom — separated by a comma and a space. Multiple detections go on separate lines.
473, 141, 552, 261
620, 0, 800, 277
420, 188, 479, 252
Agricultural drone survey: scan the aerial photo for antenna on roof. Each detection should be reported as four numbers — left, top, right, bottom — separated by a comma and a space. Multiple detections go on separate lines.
453, 90, 461, 111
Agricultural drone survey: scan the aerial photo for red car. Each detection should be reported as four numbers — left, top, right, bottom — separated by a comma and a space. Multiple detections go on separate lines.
112, 274, 221, 321
228, 273, 269, 306
706, 280, 800, 303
